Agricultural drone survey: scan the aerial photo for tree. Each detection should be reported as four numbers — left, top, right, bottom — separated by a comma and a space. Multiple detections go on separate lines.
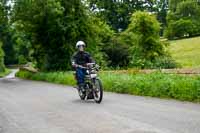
88, 0, 155, 31
12, 0, 112, 71
12, 27, 32, 64
0, 42, 5, 72
153, 0, 169, 35
0, 0, 17, 65
169, 0, 184, 12
176, 0, 200, 19
103, 34, 130, 68
123, 11, 170, 68
165, 0, 200, 39
127, 11, 164, 59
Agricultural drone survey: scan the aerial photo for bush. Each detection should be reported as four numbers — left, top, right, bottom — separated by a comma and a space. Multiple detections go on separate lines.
129, 56, 178, 69
121, 11, 174, 69
165, 0, 200, 39
103, 35, 130, 68
126, 11, 164, 59
0, 42, 5, 72
151, 55, 178, 69
165, 19, 195, 39
18, 55, 28, 65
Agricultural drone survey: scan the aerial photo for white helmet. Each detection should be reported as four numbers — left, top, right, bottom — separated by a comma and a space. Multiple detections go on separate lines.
76, 41, 86, 48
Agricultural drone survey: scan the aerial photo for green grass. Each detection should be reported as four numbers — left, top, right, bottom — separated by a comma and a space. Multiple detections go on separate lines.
16, 70, 76, 86
169, 36, 200, 68
16, 70, 200, 103
100, 72, 200, 102
0, 69, 11, 77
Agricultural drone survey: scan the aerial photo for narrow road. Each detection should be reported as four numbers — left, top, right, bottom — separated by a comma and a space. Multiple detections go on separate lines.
0, 73, 200, 133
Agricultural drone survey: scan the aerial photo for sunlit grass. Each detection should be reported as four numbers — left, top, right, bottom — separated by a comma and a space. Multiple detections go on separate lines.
169, 37, 200, 68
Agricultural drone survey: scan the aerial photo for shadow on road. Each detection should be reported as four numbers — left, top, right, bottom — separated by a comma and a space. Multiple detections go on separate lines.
71, 99, 96, 104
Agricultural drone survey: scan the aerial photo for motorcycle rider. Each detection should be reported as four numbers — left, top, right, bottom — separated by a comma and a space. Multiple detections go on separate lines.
71, 41, 94, 91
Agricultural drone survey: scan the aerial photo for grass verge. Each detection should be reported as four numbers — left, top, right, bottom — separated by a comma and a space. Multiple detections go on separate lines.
0, 69, 11, 78
16, 70, 200, 103
16, 70, 76, 86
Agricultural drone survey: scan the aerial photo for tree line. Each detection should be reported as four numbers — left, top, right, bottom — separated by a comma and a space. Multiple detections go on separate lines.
0, 0, 200, 72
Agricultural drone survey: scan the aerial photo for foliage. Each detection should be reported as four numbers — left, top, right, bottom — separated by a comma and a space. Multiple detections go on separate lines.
103, 34, 131, 68
122, 11, 173, 68
165, 19, 196, 39
88, 0, 155, 31
0, 42, 5, 72
165, 0, 200, 39
12, 0, 112, 71
102, 11, 176, 69
153, 0, 169, 35
0, 1, 18, 65
16, 69, 200, 102
11, 25, 32, 65
127, 11, 163, 59
169, 0, 184, 12
0, 68, 10, 77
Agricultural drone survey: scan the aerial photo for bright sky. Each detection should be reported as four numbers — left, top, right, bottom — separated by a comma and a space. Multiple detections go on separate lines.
7, 0, 14, 7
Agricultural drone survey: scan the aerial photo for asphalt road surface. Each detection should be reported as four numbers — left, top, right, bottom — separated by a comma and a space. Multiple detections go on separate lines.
0, 71, 200, 133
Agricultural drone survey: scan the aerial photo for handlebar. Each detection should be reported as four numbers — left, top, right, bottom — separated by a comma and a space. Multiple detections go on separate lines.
76, 65, 87, 69
73, 63, 99, 70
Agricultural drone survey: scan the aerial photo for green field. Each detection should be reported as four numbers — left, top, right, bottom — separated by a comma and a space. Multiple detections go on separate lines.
169, 37, 200, 68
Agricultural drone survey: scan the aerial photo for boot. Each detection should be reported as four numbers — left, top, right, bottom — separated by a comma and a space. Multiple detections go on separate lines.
78, 83, 85, 92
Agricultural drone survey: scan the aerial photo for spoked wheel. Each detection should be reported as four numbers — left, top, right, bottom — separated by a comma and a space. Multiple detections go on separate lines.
93, 79, 103, 104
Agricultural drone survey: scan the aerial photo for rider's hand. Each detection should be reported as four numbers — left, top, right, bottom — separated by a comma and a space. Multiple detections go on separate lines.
72, 64, 78, 68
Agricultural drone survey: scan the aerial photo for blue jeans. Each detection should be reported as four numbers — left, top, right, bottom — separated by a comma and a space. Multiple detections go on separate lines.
76, 68, 86, 85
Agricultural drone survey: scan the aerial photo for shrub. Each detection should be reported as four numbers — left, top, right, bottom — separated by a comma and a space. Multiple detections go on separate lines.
123, 11, 172, 69
103, 35, 131, 68
165, 0, 200, 39
18, 55, 28, 65
151, 55, 178, 69
0, 42, 5, 72
165, 19, 195, 39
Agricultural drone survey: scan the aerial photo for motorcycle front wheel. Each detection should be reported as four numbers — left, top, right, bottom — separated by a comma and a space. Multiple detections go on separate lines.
93, 78, 103, 104
78, 89, 86, 100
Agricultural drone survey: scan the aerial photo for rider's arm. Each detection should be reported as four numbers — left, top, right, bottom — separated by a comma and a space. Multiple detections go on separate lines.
71, 53, 78, 68
86, 52, 95, 63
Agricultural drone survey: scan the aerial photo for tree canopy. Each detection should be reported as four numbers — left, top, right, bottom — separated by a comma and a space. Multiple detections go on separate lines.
0, 0, 199, 70
165, 0, 200, 39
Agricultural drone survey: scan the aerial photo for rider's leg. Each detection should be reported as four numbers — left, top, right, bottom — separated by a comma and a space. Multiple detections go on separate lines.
76, 68, 86, 90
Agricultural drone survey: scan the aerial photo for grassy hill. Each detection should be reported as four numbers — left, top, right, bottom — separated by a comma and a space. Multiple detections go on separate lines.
169, 37, 200, 68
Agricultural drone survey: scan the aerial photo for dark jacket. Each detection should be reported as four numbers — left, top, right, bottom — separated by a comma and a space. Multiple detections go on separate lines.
71, 51, 94, 66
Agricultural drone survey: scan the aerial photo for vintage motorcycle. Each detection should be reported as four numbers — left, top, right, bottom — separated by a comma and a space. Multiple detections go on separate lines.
74, 63, 103, 104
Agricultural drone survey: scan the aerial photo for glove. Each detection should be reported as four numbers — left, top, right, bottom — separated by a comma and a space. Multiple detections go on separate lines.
72, 64, 78, 68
